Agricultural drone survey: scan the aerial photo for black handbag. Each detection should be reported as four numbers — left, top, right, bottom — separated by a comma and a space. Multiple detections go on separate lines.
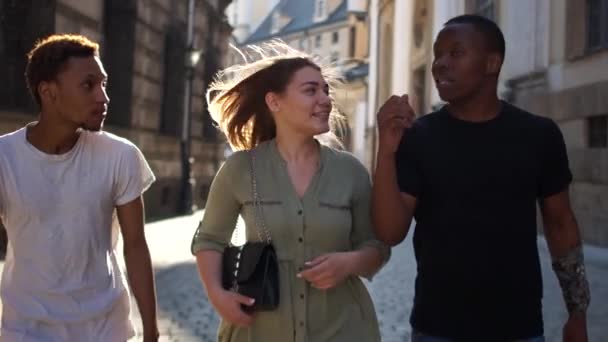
221, 150, 279, 312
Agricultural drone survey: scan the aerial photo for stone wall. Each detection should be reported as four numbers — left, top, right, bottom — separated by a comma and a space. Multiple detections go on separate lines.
510, 74, 608, 247
0, 0, 234, 254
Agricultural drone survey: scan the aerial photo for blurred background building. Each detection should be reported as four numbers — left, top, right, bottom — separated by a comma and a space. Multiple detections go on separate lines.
227, 0, 371, 154
366, 0, 608, 247
0, 0, 235, 255
1, 0, 606, 251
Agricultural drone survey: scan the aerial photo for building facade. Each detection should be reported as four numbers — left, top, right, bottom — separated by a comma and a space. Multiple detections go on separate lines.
225, 0, 279, 43
229, 0, 371, 160
367, 0, 608, 246
0, 0, 234, 254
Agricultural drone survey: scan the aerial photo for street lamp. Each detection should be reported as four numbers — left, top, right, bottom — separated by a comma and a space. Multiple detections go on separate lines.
179, 0, 202, 215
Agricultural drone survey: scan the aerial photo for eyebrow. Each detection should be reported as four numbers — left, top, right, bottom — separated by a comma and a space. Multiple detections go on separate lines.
299, 81, 329, 88
83, 73, 108, 80
300, 81, 320, 87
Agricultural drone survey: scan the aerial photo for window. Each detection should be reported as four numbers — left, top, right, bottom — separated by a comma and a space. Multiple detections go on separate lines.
160, 24, 186, 136
315, 0, 327, 20
271, 12, 281, 34
475, 0, 495, 21
587, 0, 608, 51
349, 27, 356, 57
0, 2, 55, 112
332, 31, 339, 44
330, 52, 339, 63
588, 115, 608, 148
315, 34, 322, 48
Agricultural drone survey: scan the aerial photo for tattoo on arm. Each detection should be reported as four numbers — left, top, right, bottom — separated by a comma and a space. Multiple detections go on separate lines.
552, 246, 591, 314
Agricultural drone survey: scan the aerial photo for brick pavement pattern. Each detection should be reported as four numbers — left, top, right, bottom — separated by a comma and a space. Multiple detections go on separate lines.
1, 213, 605, 341
127, 214, 608, 341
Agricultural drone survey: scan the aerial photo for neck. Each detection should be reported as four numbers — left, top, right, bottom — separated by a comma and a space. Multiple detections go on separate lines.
447, 85, 501, 122
274, 131, 318, 164
27, 112, 81, 154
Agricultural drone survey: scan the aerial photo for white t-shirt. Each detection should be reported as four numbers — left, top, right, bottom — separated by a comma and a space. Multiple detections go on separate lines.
0, 126, 155, 323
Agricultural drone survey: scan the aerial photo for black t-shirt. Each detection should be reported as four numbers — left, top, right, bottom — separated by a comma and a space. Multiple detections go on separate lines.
396, 101, 572, 340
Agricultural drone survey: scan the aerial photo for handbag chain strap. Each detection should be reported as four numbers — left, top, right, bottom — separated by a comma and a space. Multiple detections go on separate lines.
250, 149, 272, 244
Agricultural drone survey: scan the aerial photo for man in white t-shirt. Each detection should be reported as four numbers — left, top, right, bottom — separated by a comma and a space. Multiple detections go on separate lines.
0, 34, 159, 341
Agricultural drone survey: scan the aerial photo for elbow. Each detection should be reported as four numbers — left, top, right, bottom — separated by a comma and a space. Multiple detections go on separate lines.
380, 235, 404, 247
373, 217, 408, 247
374, 228, 405, 247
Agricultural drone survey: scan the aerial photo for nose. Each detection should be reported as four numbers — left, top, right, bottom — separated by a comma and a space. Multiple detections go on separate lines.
96, 85, 110, 105
319, 91, 331, 107
432, 55, 449, 73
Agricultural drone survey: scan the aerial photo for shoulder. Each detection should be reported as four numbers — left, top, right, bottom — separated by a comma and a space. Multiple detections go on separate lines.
323, 146, 369, 179
218, 149, 249, 176
407, 109, 445, 138
0, 128, 25, 164
414, 109, 444, 127
84, 130, 142, 155
502, 102, 562, 135
0, 128, 24, 149
396, 110, 443, 150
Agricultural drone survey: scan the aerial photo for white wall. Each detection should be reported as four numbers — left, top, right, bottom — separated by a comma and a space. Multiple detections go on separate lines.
499, 0, 550, 83
366, 0, 380, 129
226, 0, 280, 43
390, 0, 414, 95
353, 101, 369, 163
429, 0, 465, 106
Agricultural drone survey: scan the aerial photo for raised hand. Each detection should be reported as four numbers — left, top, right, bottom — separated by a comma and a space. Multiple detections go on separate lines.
376, 94, 416, 156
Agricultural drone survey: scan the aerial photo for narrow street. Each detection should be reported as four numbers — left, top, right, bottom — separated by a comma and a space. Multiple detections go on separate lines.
124, 213, 608, 341
0, 213, 605, 341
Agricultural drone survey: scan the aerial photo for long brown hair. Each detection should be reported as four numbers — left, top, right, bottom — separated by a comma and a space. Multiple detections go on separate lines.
207, 41, 346, 150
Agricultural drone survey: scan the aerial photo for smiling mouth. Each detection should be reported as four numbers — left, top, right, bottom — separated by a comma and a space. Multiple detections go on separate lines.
312, 112, 330, 120
435, 79, 454, 87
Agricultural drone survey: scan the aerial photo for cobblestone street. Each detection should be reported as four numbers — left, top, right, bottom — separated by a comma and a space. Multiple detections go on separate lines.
125, 213, 608, 341
0, 213, 606, 341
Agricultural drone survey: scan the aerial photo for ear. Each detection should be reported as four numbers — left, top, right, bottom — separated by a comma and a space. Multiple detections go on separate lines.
38, 81, 57, 104
486, 54, 502, 75
265, 92, 280, 113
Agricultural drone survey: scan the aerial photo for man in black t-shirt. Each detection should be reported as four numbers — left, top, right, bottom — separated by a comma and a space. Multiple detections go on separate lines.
372, 15, 590, 342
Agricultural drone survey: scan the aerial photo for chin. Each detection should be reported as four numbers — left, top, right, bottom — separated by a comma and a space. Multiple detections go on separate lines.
313, 125, 330, 136
81, 122, 104, 132
437, 90, 456, 102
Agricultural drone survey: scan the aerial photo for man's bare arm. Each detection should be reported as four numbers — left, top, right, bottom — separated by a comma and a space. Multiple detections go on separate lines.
540, 189, 590, 340
372, 152, 417, 246
117, 197, 159, 341
372, 95, 417, 246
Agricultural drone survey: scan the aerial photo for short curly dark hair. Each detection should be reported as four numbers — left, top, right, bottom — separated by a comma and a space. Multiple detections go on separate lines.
444, 14, 505, 60
25, 34, 100, 106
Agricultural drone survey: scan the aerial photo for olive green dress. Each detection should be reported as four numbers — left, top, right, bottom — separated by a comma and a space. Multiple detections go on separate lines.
191, 139, 390, 342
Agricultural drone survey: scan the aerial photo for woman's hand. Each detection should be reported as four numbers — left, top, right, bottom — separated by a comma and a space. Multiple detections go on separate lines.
297, 252, 356, 290
208, 287, 256, 327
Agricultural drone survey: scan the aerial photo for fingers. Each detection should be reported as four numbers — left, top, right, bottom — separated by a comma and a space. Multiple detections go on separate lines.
305, 255, 329, 268
233, 310, 253, 327
233, 293, 255, 306
377, 93, 415, 127
297, 254, 330, 281
227, 292, 254, 326
297, 264, 321, 282
300, 268, 335, 290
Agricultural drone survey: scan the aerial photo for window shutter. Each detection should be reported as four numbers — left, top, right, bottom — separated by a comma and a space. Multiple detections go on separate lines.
566, 1, 587, 60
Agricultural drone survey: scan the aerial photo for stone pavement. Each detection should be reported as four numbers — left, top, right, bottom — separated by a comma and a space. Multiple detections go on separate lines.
126, 214, 608, 341
0, 213, 607, 341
